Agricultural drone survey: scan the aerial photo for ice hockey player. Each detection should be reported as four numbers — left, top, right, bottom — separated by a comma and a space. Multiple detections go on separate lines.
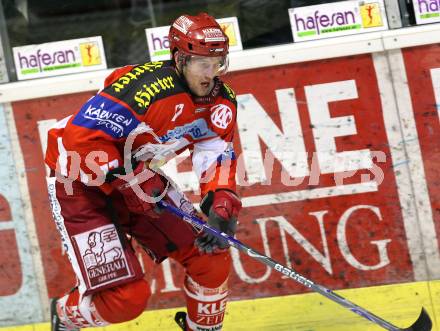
46, 12, 241, 331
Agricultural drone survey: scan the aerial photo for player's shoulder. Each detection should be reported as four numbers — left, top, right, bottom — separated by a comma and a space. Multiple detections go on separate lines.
209, 82, 238, 134
103, 65, 136, 87
102, 60, 186, 115
105, 60, 176, 92
219, 81, 237, 107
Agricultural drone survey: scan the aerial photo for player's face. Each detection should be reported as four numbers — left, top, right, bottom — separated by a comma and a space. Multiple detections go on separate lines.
183, 55, 228, 96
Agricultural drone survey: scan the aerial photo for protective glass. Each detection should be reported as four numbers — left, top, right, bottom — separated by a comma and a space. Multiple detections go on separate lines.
186, 55, 229, 76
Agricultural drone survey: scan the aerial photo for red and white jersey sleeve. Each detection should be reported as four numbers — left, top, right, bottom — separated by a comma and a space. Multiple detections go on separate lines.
45, 65, 143, 194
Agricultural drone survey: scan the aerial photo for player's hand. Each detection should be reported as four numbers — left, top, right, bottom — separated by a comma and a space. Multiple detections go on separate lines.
195, 190, 242, 254
110, 162, 167, 218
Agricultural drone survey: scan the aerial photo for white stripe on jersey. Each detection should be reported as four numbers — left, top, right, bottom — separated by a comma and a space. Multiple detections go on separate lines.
192, 137, 228, 178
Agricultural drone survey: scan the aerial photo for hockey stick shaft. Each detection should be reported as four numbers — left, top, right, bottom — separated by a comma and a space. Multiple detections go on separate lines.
158, 200, 431, 331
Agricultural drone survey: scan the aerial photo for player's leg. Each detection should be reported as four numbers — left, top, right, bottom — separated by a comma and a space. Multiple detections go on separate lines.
126, 178, 231, 331
165, 184, 231, 331
51, 279, 150, 330
172, 246, 231, 331
47, 177, 148, 330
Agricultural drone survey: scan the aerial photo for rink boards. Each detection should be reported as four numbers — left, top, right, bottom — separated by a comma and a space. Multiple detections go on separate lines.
0, 280, 437, 330
1, 25, 440, 330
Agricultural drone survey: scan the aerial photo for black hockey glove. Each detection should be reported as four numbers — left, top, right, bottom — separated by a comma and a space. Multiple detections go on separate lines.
195, 190, 242, 254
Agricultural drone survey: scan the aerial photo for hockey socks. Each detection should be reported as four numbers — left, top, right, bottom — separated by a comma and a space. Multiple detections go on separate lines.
183, 275, 228, 331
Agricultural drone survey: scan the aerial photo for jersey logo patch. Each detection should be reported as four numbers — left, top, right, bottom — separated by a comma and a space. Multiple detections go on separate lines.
159, 118, 216, 143
172, 103, 185, 122
104, 63, 184, 115
173, 16, 194, 34
210, 104, 233, 129
110, 62, 164, 93
72, 94, 140, 138
72, 224, 133, 290
133, 75, 175, 110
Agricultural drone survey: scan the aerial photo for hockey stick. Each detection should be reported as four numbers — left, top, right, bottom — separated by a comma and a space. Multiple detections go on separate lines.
158, 200, 432, 331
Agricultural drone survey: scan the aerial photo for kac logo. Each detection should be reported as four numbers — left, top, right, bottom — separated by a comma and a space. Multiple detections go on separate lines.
210, 104, 233, 129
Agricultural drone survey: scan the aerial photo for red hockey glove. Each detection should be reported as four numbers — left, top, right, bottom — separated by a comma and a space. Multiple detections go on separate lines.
195, 190, 242, 254
109, 162, 167, 217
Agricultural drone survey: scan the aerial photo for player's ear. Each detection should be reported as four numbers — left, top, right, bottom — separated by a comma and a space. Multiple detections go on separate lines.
174, 51, 181, 71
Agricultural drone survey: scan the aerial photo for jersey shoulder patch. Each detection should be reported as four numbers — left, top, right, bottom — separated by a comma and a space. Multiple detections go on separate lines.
71, 93, 141, 139
102, 60, 185, 115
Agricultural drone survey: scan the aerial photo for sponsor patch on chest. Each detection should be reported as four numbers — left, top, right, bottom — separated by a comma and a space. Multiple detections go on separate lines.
159, 118, 216, 142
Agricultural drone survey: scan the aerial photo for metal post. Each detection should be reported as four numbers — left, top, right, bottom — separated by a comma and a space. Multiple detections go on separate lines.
0, 0, 12, 83
398, 0, 417, 26
384, 0, 404, 28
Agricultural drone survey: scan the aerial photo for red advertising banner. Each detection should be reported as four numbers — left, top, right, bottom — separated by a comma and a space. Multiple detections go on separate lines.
403, 44, 440, 254
9, 53, 415, 309
0, 195, 21, 296
223, 54, 413, 299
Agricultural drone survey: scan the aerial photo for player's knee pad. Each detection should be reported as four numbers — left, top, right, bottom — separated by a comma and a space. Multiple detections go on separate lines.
94, 278, 151, 323
205, 250, 231, 287
56, 288, 110, 328
189, 249, 231, 288
56, 279, 150, 327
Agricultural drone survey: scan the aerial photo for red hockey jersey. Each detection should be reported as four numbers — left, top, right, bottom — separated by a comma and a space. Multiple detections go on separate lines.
45, 60, 237, 197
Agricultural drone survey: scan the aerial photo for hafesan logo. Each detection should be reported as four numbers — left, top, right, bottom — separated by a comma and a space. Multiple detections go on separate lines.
413, 0, 440, 24
13, 36, 107, 80
210, 104, 233, 129
289, 1, 388, 42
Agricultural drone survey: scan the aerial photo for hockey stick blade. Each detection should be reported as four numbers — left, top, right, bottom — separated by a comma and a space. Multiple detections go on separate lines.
158, 201, 433, 331
401, 308, 432, 331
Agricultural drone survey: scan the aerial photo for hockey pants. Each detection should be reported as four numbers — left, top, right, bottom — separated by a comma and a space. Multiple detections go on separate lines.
47, 176, 231, 331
